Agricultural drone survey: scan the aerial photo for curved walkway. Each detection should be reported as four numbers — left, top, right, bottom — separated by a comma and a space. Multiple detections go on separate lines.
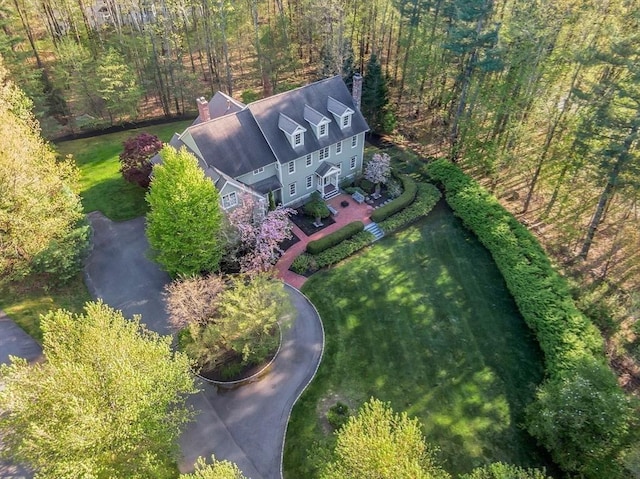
84, 212, 324, 478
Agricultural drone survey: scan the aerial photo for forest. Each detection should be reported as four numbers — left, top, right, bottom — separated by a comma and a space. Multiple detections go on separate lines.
1, 0, 639, 391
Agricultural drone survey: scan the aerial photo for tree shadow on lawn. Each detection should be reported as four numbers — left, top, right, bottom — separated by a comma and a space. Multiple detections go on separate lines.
81, 177, 148, 221
290, 201, 556, 477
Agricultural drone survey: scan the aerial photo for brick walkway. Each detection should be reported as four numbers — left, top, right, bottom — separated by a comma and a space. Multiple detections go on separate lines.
276, 193, 374, 289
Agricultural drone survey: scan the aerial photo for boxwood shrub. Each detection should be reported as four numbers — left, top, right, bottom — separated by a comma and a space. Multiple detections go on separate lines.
313, 231, 375, 268
306, 221, 364, 255
379, 183, 441, 234
370, 175, 418, 223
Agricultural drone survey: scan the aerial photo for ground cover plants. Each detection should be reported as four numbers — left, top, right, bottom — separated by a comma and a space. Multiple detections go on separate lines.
284, 203, 548, 477
54, 120, 192, 221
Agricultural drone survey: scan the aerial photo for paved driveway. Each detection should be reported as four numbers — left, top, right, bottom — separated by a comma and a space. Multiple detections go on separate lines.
84, 212, 324, 478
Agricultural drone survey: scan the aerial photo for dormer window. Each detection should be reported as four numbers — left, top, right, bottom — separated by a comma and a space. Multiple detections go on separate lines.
279, 112, 306, 149
327, 96, 354, 131
304, 105, 331, 140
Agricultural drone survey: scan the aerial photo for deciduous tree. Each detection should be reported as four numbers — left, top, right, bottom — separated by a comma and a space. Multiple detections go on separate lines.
322, 398, 450, 479
180, 456, 248, 479
0, 301, 197, 478
364, 152, 391, 196
0, 56, 88, 284
460, 462, 551, 479
146, 146, 224, 277
119, 132, 163, 188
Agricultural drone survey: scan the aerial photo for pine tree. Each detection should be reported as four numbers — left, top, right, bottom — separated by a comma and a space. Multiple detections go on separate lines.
361, 53, 390, 134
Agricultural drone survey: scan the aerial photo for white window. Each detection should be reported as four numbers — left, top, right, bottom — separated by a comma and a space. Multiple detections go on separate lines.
319, 147, 330, 161
306, 154, 313, 167
222, 192, 238, 209
350, 156, 357, 170
342, 115, 351, 128
294, 132, 302, 146
351, 135, 358, 148
337, 163, 342, 173
288, 161, 295, 174
306, 175, 313, 189
289, 182, 297, 197
336, 141, 342, 154
319, 123, 327, 137
253, 167, 264, 175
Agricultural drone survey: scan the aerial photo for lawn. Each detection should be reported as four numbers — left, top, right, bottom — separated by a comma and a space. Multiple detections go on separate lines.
283, 201, 551, 477
55, 120, 193, 221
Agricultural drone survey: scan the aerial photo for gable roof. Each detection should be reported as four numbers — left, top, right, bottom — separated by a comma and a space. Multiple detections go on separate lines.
188, 108, 276, 178
194, 91, 245, 125
248, 76, 369, 164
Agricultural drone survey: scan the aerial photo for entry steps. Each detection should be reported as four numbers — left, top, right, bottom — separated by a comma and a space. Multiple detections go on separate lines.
364, 222, 384, 241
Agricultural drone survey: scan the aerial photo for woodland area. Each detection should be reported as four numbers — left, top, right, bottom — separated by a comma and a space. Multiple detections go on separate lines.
1, 0, 639, 388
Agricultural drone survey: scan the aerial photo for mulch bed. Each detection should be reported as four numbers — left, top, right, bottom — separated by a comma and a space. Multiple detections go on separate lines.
279, 231, 301, 252
290, 209, 336, 237
198, 349, 277, 382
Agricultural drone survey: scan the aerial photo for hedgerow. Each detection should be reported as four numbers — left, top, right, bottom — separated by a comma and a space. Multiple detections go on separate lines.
426, 159, 602, 376
370, 175, 418, 223
425, 159, 634, 479
306, 221, 364, 255
312, 231, 375, 268
378, 183, 441, 234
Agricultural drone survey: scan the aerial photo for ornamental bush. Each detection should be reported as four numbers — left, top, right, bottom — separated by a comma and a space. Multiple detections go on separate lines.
378, 183, 441, 234
370, 175, 418, 223
306, 221, 364, 255
312, 231, 375, 269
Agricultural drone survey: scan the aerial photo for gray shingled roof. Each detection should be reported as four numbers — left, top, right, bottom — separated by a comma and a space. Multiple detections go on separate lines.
303, 104, 330, 126
248, 75, 369, 164
193, 91, 245, 125
251, 175, 282, 194
327, 96, 353, 116
188, 108, 277, 178
278, 113, 306, 135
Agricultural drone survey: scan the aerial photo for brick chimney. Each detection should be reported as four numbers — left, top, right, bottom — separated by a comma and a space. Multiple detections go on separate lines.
196, 97, 210, 122
352, 73, 362, 111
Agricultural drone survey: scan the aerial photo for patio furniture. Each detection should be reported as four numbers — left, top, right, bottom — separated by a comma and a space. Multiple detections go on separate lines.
327, 204, 338, 216
352, 191, 365, 204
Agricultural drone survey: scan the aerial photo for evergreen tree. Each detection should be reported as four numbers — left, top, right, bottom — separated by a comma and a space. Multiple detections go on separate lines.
361, 53, 390, 134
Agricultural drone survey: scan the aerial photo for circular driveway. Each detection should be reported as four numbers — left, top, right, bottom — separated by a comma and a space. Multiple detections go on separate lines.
84, 212, 324, 478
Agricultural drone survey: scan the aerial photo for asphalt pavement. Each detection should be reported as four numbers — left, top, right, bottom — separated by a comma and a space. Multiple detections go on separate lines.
84, 212, 324, 478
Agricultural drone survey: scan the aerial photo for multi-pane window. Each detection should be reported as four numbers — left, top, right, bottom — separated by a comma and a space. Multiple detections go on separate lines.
222, 192, 238, 209
294, 132, 302, 146
319, 123, 327, 137
306, 175, 313, 189
319, 147, 330, 161
350, 156, 357, 170
289, 182, 297, 196
336, 141, 342, 154
253, 167, 264, 175
342, 115, 350, 128
351, 135, 358, 148
288, 161, 295, 174
306, 154, 313, 167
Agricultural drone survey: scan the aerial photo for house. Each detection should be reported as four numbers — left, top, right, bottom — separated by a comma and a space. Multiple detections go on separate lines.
157, 75, 370, 210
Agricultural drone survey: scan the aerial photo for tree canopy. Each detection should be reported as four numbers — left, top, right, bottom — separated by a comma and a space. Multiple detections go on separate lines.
179, 456, 248, 479
146, 146, 224, 277
0, 55, 88, 284
0, 301, 197, 478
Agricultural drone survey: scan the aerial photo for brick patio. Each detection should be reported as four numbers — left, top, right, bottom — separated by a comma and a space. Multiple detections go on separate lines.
276, 193, 374, 289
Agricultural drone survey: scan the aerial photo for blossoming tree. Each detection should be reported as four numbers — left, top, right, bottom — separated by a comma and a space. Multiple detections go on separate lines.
364, 152, 391, 196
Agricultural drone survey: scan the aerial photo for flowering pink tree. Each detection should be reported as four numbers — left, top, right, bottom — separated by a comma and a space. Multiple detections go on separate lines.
227, 195, 295, 275
364, 152, 391, 196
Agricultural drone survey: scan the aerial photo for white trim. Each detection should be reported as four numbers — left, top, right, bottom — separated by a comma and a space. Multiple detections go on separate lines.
319, 147, 330, 161
289, 182, 297, 196
306, 175, 313, 189
351, 135, 358, 148
350, 156, 357, 170
342, 114, 351, 128
336, 141, 342, 154
253, 167, 264, 175
288, 160, 295, 174
319, 123, 328, 138
294, 132, 303, 147
305, 154, 312, 167
221, 191, 238, 209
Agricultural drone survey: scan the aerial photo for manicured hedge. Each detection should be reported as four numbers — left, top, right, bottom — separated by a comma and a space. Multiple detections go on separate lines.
370, 175, 418, 223
379, 183, 441, 234
313, 231, 375, 268
306, 221, 364, 255
426, 160, 604, 376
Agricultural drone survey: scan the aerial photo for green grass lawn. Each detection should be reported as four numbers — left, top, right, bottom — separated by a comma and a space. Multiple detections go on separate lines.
284, 201, 550, 477
55, 120, 193, 221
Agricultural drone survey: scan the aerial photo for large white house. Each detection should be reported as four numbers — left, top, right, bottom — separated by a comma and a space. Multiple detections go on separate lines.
157, 75, 370, 210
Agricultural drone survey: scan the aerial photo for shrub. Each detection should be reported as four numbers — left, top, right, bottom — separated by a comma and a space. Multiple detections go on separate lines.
119, 132, 163, 188
306, 221, 364, 255
357, 178, 375, 194
241, 89, 260, 103
379, 183, 441, 234
371, 175, 418, 223
344, 186, 367, 197
290, 254, 317, 275
386, 177, 402, 198
313, 231, 375, 268
304, 191, 330, 220
327, 402, 351, 430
